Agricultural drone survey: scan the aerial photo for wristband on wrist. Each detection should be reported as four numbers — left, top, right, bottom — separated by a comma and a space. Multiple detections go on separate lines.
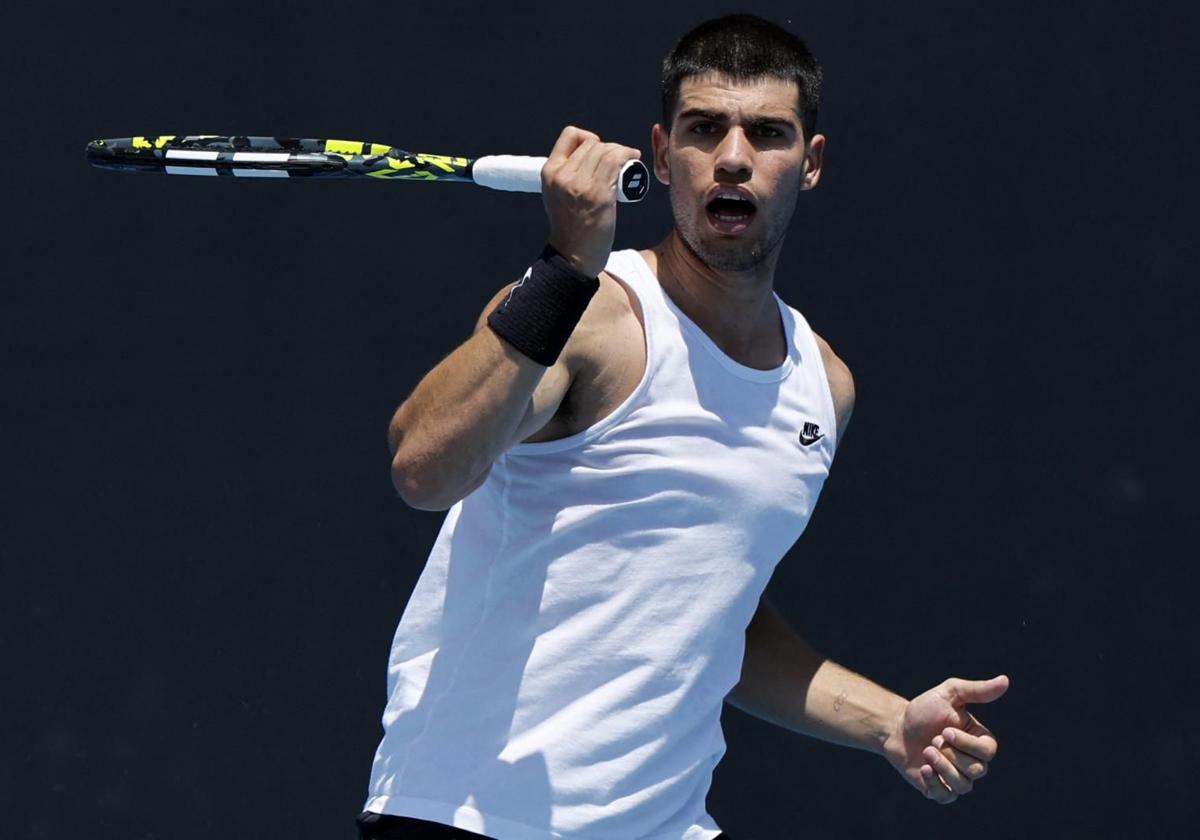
486, 244, 600, 367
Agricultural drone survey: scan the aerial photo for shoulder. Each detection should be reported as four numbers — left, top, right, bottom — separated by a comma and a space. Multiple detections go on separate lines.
810, 329, 855, 442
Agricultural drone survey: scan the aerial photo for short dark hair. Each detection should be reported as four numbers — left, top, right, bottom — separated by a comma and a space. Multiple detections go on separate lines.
661, 14, 823, 143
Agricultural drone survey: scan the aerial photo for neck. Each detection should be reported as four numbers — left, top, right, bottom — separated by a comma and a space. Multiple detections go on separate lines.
643, 229, 786, 369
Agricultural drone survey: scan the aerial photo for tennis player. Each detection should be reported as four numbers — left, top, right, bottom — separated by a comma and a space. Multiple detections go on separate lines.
357, 14, 1008, 840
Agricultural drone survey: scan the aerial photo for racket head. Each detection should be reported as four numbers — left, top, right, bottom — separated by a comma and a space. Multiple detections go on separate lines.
86, 136, 475, 181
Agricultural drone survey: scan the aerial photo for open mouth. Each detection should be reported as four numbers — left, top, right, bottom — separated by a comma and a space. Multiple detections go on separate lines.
705, 192, 757, 232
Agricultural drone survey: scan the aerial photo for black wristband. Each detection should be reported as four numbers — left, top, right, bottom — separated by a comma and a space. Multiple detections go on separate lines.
486, 244, 600, 367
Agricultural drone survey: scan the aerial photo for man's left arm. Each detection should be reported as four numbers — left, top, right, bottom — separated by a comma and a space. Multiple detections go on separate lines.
726, 595, 906, 754
738, 333, 1010, 804
726, 596, 1008, 804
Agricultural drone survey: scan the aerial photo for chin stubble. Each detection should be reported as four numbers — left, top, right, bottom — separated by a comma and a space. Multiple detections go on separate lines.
673, 205, 783, 271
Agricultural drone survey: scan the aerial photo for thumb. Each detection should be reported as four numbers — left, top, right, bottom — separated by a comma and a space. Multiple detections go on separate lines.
941, 674, 1010, 707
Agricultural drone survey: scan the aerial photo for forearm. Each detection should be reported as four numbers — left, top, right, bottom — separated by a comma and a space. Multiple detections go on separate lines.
389, 326, 547, 509
727, 597, 908, 756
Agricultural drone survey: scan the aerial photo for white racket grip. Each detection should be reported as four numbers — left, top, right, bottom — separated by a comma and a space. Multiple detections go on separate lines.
470, 155, 649, 203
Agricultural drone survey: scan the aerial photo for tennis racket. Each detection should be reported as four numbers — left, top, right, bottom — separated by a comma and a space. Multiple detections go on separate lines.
86, 135, 650, 203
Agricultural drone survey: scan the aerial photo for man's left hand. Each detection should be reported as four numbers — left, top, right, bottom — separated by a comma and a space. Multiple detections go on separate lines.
881, 675, 1009, 804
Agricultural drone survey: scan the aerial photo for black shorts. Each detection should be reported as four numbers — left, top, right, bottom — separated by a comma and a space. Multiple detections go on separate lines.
355, 810, 734, 839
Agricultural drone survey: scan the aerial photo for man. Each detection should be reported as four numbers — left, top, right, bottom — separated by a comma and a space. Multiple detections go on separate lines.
358, 14, 1008, 840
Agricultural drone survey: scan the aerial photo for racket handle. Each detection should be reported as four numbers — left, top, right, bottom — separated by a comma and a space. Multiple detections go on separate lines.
471, 155, 649, 203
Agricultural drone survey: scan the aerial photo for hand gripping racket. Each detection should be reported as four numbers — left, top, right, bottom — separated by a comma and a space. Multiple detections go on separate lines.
86, 135, 651, 203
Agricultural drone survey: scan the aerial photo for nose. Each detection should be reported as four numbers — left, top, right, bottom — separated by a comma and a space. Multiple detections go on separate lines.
714, 126, 752, 182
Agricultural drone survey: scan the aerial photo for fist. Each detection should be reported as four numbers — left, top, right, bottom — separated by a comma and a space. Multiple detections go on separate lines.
541, 125, 642, 279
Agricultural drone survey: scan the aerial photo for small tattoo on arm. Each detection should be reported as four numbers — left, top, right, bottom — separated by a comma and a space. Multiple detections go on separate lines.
833, 689, 847, 713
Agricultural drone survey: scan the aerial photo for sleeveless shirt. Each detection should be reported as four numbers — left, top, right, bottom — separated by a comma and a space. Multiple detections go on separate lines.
363, 249, 840, 839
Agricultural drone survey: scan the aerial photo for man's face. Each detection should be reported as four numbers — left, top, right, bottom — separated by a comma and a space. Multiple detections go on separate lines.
652, 72, 824, 272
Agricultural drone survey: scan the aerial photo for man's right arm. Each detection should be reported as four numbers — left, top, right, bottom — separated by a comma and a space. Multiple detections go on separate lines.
386, 283, 573, 511
386, 126, 640, 511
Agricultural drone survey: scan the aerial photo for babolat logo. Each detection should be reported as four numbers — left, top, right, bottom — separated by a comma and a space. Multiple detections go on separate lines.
621, 162, 649, 200
798, 422, 823, 446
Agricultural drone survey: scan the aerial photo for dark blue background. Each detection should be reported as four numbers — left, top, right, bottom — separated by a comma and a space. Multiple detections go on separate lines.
4, 1, 1196, 836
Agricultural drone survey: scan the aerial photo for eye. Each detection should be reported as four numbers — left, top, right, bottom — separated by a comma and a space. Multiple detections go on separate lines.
754, 125, 783, 138
690, 121, 717, 135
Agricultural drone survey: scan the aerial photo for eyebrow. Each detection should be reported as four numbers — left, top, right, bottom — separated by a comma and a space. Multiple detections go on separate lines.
676, 107, 799, 130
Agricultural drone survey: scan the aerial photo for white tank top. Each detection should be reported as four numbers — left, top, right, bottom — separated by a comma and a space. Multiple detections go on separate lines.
364, 249, 840, 839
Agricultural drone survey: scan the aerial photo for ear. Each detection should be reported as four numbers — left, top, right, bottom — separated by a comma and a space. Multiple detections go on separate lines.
800, 133, 825, 190
651, 123, 670, 185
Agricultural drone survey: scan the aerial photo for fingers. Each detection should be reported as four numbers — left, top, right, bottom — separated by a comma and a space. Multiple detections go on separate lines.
594, 144, 642, 194
572, 140, 620, 184
919, 762, 958, 805
923, 743, 973, 797
943, 725, 999, 762
917, 728, 994, 805
564, 138, 641, 190
598, 140, 642, 173
932, 735, 988, 780
547, 126, 600, 166
942, 674, 1010, 706
546, 126, 640, 179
